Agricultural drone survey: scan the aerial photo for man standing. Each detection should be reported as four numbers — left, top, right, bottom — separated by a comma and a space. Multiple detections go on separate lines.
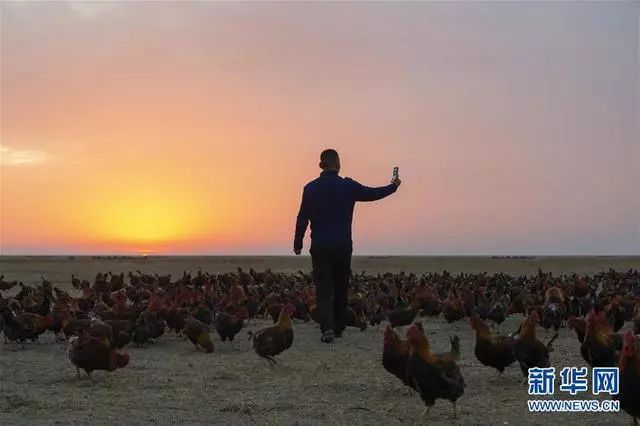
293, 149, 401, 343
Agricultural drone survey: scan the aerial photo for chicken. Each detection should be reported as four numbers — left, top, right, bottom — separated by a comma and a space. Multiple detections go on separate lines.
111, 304, 141, 322
71, 274, 82, 290
487, 294, 507, 330
470, 313, 516, 375
566, 315, 586, 340
442, 294, 465, 323
244, 296, 260, 320
540, 302, 564, 334
132, 318, 151, 347
604, 296, 625, 333
616, 331, 640, 425
634, 301, 640, 335
514, 310, 558, 379
544, 285, 565, 306
405, 324, 465, 418
104, 320, 134, 349
146, 294, 163, 313
291, 300, 310, 322
460, 288, 476, 317
0, 277, 18, 291
63, 318, 92, 339
418, 292, 442, 318
250, 304, 295, 366
183, 317, 214, 353
1, 308, 32, 343
67, 335, 130, 379
474, 289, 491, 321
93, 302, 116, 321
386, 300, 420, 328
566, 315, 590, 365
622, 295, 637, 321
507, 290, 534, 316
215, 309, 247, 350
382, 325, 412, 387
348, 292, 367, 316
345, 306, 367, 331
369, 308, 387, 328
139, 309, 166, 341
191, 304, 214, 325
567, 296, 581, 317
165, 306, 189, 334
582, 310, 621, 367
573, 277, 590, 298
27, 312, 54, 339
48, 306, 73, 341
267, 303, 282, 323
85, 319, 114, 346
1, 309, 51, 343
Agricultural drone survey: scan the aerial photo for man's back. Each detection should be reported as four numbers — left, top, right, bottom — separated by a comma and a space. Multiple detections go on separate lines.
294, 170, 397, 251
293, 149, 400, 343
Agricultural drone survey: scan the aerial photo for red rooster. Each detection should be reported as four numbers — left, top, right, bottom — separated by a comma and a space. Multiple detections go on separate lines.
406, 324, 465, 417
566, 315, 590, 365
183, 318, 214, 353
470, 313, 516, 376
67, 335, 130, 380
514, 310, 558, 380
382, 325, 413, 388
250, 304, 295, 366
616, 331, 640, 424
634, 300, 640, 335
582, 310, 621, 367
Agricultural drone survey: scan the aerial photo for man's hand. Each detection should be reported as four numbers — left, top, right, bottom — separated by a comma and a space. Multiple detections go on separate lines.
392, 177, 402, 187
293, 248, 302, 255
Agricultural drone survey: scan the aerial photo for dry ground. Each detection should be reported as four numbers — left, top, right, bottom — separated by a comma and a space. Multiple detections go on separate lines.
1, 256, 639, 425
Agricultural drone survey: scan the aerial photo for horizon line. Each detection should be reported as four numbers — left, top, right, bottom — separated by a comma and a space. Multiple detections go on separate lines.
1, 253, 639, 258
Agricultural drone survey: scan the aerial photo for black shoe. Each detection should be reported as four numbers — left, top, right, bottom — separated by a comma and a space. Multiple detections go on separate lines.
321, 329, 335, 343
335, 331, 344, 338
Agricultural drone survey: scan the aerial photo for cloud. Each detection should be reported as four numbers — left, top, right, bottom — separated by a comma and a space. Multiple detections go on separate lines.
1, 145, 49, 166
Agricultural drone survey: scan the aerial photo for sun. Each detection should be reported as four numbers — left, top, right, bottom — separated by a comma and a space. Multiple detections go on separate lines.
102, 202, 187, 243
82, 183, 208, 249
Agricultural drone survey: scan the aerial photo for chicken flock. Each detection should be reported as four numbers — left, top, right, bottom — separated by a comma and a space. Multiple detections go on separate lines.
1, 268, 640, 423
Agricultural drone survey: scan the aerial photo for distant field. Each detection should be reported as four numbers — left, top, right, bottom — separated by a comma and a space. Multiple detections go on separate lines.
0, 256, 639, 286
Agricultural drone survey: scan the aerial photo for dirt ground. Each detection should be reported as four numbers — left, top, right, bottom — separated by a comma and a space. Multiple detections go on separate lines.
1, 255, 639, 281
1, 256, 639, 425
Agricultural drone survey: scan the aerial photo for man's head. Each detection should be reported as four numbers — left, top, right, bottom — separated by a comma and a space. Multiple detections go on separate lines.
319, 149, 340, 172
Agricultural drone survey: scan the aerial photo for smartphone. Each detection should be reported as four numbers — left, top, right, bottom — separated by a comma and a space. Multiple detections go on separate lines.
393, 166, 399, 179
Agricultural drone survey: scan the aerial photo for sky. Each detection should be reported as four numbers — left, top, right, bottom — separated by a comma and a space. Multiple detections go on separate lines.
0, 1, 639, 255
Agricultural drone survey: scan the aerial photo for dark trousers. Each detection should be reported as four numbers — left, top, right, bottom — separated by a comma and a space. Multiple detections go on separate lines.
311, 245, 352, 334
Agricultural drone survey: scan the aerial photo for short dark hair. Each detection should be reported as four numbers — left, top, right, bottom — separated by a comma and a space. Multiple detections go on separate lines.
320, 149, 340, 169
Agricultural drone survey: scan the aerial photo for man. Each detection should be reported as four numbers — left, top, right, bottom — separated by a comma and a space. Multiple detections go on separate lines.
293, 149, 401, 343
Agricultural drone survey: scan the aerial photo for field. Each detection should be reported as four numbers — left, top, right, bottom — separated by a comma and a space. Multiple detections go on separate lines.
1, 256, 639, 425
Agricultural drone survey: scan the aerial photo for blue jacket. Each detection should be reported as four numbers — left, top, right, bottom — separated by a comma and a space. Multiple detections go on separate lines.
294, 170, 397, 251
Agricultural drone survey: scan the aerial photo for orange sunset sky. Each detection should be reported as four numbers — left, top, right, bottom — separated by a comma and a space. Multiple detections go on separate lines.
1, 1, 639, 255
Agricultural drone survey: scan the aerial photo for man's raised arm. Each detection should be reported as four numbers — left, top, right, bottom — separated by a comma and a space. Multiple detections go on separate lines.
348, 178, 399, 202
293, 187, 310, 254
